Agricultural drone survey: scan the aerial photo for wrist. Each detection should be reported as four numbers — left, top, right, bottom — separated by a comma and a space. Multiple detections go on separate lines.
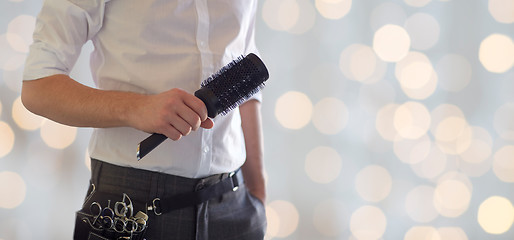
117, 92, 149, 130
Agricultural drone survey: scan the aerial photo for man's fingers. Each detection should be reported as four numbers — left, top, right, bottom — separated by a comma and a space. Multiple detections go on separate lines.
162, 126, 183, 141
200, 118, 214, 129
169, 114, 193, 136
150, 88, 212, 140
176, 105, 202, 131
183, 93, 209, 121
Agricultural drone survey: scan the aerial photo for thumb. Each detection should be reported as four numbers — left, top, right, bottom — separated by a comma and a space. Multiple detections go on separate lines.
200, 118, 214, 129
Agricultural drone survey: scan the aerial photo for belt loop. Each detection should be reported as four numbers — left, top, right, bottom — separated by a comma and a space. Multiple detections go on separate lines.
230, 171, 239, 192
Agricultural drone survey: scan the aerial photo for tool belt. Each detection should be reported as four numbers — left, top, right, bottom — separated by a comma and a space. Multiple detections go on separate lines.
74, 159, 243, 240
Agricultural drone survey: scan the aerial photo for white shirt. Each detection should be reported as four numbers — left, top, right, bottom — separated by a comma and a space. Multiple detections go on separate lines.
23, 0, 261, 178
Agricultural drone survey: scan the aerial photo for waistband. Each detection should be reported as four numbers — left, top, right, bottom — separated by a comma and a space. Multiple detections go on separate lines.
89, 159, 244, 214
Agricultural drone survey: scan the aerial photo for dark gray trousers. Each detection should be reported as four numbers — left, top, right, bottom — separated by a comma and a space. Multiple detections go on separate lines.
74, 159, 267, 240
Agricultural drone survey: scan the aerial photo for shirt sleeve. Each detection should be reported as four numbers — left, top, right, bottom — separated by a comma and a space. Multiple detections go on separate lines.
23, 0, 106, 81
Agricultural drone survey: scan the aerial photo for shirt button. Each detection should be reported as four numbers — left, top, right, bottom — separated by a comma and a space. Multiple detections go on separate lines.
203, 146, 209, 153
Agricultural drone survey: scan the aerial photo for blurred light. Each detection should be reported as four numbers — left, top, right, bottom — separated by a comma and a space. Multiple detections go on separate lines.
265, 206, 280, 240
458, 156, 492, 178
404, 226, 440, 240
0, 171, 26, 209
477, 196, 514, 234
488, 0, 514, 24
340, 44, 387, 84
12, 96, 44, 130
405, 185, 439, 223
430, 104, 465, 133
376, 104, 400, 141
434, 172, 473, 216
312, 199, 348, 237
434, 117, 469, 142
339, 44, 366, 80
262, 0, 299, 31
401, 72, 437, 100
493, 102, 514, 140
350, 46, 377, 82
350, 205, 387, 240
437, 227, 468, 240
394, 52, 431, 77
435, 54, 472, 92
6, 15, 35, 53
267, 200, 299, 238
459, 126, 492, 164
369, 2, 407, 31
479, 34, 514, 73
434, 117, 472, 155
438, 171, 473, 191
410, 145, 447, 179
0, 121, 15, 158
312, 97, 348, 135
394, 134, 432, 164
278, 0, 300, 31
275, 91, 313, 130
401, 227, 470, 240
404, 13, 440, 50
373, 24, 411, 62
395, 51, 438, 99
262, 0, 316, 34
40, 119, 77, 149
433, 179, 471, 217
394, 101, 431, 139
315, 0, 352, 20
286, 0, 317, 34
399, 62, 433, 89
355, 165, 392, 202
404, 0, 432, 7
493, 145, 514, 183
305, 146, 342, 184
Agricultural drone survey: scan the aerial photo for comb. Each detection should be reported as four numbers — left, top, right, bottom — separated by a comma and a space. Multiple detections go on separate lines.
137, 53, 269, 160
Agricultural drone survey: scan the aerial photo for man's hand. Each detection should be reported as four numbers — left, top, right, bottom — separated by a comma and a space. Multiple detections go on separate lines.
22, 74, 213, 140
130, 88, 214, 141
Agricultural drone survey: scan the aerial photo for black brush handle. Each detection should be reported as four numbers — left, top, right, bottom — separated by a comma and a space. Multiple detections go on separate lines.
137, 88, 218, 160
137, 133, 167, 160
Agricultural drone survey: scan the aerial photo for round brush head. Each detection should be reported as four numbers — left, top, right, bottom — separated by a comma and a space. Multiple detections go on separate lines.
196, 53, 269, 118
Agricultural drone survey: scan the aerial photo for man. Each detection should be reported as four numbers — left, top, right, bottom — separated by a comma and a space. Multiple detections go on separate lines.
22, 0, 267, 239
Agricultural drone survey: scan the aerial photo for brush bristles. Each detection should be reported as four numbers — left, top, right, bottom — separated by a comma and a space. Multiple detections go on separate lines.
200, 53, 269, 116
201, 55, 245, 88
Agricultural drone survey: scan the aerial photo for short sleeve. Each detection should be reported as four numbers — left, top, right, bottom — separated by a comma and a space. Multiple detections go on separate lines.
23, 0, 106, 80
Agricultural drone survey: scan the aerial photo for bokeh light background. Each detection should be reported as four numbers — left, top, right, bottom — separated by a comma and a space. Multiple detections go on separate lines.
1, 0, 514, 239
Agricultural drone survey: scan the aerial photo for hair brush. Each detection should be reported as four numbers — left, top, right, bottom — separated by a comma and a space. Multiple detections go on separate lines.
137, 53, 269, 160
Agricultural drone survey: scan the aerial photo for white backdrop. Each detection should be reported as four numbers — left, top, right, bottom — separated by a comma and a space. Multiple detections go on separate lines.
1, 0, 514, 239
